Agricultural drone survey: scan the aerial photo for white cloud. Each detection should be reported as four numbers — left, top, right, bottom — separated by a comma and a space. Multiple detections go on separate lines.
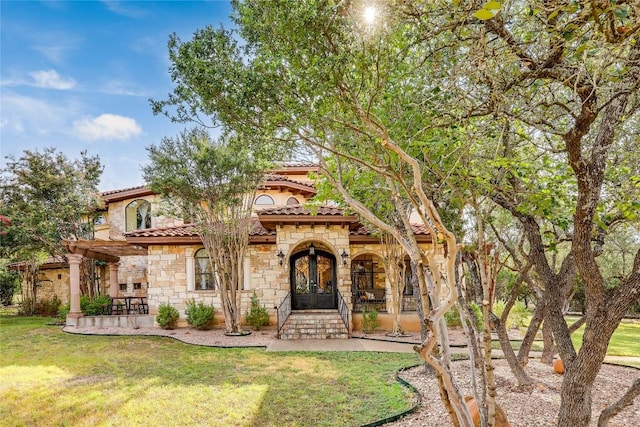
1, 69, 76, 90
100, 80, 147, 96
33, 44, 71, 64
0, 92, 71, 135
101, 0, 146, 18
29, 70, 76, 90
73, 114, 142, 141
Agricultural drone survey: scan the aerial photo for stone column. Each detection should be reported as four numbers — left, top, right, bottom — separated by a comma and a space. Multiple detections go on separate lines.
108, 262, 120, 297
66, 253, 84, 325
186, 252, 195, 291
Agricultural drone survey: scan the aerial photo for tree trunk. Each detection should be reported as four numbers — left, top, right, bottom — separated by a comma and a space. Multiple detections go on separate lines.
517, 298, 544, 366
597, 378, 640, 427
492, 312, 533, 386
540, 319, 556, 364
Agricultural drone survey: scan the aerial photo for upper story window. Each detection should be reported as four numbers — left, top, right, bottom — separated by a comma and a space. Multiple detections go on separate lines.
254, 195, 274, 206
126, 199, 151, 231
195, 248, 215, 290
286, 197, 300, 205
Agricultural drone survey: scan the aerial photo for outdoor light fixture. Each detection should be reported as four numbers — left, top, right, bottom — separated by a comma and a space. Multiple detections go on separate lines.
309, 243, 315, 256
277, 250, 285, 266
341, 250, 349, 265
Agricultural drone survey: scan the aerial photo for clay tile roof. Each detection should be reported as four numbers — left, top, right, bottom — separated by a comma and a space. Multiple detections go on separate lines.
261, 174, 315, 187
410, 224, 431, 235
351, 223, 432, 236
124, 217, 274, 239
256, 205, 346, 216
125, 224, 198, 238
278, 161, 318, 168
8, 255, 67, 270
100, 185, 154, 203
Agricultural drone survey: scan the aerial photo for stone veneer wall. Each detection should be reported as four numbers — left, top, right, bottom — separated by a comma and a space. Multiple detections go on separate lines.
144, 225, 446, 332
145, 245, 265, 325
116, 255, 148, 296
106, 195, 184, 236
31, 268, 70, 304
253, 188, 306, 207
145, 223, 354, 328
276, 223, 353, 316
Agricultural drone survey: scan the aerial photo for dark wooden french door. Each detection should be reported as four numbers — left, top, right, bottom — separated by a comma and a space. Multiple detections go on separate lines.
291, 248, 336, 310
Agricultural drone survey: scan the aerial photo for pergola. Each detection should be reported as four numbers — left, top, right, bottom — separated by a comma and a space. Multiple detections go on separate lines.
63, 239, 147, 324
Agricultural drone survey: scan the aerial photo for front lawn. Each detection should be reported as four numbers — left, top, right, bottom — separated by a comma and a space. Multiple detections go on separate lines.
491, 316, 640, 368
0, 316, 420, 427
567, 316, 640, 357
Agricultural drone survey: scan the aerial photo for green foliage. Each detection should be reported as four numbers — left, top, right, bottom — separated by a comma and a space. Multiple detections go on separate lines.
470, 302, 484, 331
0, 148, 103, 261
33, 295, 62, 317
245, 292, 269, 330
473, 1, 501, 21
143, 129, 270, 334
156, 303, 180, 329
58, 303, 70, 322
361, 308, 380, 333
0, 266, 19, 306
444, 306, 462, 327
185, 300, 215, 330
80, 295, 111, 316
493, 299, 530, 330
143, 129, 271, 223
445, 303, 483, 330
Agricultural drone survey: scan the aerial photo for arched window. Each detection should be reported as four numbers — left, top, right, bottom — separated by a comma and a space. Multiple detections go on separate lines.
286, 197, 300, 205
195, 248, 215, 290
125, 199, 151, 231
254, 194, 275, 205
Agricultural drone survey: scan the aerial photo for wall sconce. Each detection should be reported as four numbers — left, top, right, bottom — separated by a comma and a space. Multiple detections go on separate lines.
341, 250, 349, 266
277, 250, 285, 266
309, 243, 315, 256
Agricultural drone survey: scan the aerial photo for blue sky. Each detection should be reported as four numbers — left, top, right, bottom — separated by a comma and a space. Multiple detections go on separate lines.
1, 0, 233, 190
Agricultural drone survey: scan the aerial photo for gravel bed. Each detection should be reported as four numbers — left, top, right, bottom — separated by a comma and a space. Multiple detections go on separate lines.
63, 325, 277, 347
391, 360, 640, 427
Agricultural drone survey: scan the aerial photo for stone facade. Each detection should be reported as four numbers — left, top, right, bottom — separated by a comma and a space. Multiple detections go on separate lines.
30, 164, 452, 335
34, 267, 70, 304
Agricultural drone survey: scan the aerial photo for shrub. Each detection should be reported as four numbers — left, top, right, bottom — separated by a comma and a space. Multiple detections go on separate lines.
470, 302, 484, 331
445, 303, 483, 330
362, 308, 380, 333
34, 295, 62, 316
445, 306, 462, 327
245, 292, 269, 330
185, 300, 215, 330
156, 303, 180, 329
0, 268, 19, 306
58, 303, 70, 322
80, 295, 112, 315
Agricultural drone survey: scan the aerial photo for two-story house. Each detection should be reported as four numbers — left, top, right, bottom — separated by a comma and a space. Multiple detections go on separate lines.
26, 163, 442, 337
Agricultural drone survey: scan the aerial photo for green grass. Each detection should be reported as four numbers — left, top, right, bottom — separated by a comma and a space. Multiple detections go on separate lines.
493, 317, 640, 368
0, 316, 421, 427
566, 316, 640, 357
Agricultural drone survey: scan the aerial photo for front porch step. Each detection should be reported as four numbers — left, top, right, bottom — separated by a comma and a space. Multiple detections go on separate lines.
280, 310, 349, 340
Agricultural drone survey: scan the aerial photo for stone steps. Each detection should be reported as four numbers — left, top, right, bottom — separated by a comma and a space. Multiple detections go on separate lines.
74, 315, 154, 328
280, 310, 349, 339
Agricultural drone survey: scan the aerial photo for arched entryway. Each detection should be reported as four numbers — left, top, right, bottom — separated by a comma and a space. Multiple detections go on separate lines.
290, 245, 337, 310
